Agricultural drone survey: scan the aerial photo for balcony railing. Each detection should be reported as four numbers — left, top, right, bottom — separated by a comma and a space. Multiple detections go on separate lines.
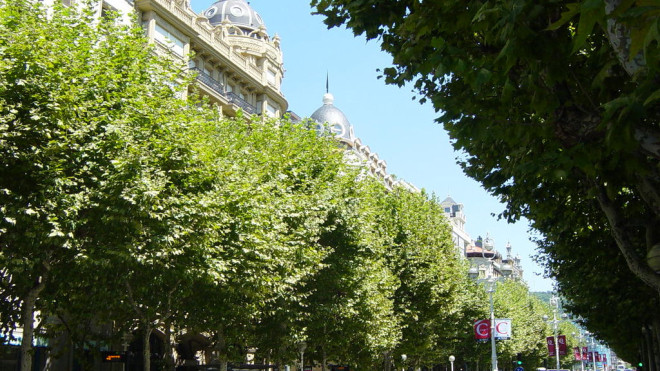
226, 92, 256, 114
190, 67, 257, 115
191, 67, 225, 97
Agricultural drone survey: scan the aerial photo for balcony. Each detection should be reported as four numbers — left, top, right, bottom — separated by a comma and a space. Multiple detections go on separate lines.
226, 92, 256, 115
191, 67, 225, 97
190, 67, 257, 115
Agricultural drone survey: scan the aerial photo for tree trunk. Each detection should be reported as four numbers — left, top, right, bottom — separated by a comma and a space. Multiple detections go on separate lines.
321, 348, 327, 371
603, 0, 646, 77
163, 318, 175, 371
20, 273, 47, 371
20, 292, 37, 371
143, 325, 153, 371
651, 319, 660, 371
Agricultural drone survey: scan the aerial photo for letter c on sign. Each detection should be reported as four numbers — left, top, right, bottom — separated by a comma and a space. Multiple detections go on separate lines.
477, 321, 489, 336
496, 322, 509, 335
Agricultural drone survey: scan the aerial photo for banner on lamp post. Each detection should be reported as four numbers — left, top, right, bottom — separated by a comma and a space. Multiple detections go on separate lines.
573, 347, 581, 361
558, 335, 567, 356
546, 337, 556, 357
494, 319, 512, 340
474, 319, 490, 342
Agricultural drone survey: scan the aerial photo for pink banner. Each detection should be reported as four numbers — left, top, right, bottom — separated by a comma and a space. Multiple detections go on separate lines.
574, 347, 582, 361
582, 347, 588, 361
547, 336, 556, 356
558, 335, 567, 356
474, 319, 490, 341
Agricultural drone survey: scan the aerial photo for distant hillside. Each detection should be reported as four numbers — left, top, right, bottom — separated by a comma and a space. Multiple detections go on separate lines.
531, 291, 553, 304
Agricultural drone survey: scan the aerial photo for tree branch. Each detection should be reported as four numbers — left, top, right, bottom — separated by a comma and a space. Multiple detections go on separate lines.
637, 174, 660, 218
595, 183, 660, 296
124, 280, 144, 319
603, 0, 646, 77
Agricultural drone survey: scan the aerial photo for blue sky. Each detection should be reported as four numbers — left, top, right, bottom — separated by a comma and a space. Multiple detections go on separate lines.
191, 0, 555, 292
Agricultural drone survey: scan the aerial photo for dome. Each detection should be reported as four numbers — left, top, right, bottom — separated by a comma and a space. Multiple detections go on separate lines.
311, 93, 354, 141
202, 0, 266, 32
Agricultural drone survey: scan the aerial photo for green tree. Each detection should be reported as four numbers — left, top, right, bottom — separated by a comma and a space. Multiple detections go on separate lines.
310, 0, 660, 366
376, 188, 478, 369
302, 178, 400, 371
0, 1, 211, 370
493, 280, 564, 371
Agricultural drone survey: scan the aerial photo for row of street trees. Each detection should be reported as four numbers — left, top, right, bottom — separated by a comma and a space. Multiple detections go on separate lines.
0, 1, 584, 370
310, 0, 659, 367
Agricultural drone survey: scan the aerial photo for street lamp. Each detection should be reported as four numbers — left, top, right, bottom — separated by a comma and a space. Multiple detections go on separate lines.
543, 295, 567, 370
487, 276, 498, 371
482, 236, 499, 371
585, 332, 597, 371
572, 332, 585, 371
468, 236, 499, 371
297, 341, 307, 371
401, 354, 407, 371
449, 355, 456, 371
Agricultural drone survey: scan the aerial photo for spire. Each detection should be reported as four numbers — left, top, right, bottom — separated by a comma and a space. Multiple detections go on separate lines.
326, 71, 329, 94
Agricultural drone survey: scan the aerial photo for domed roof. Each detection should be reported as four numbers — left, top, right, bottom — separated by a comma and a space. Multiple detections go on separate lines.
202, 0, 266, 31
311, 93, 354, 141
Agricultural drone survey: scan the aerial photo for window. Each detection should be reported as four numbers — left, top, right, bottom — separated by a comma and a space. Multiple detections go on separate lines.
265, 103, 277, 117
154, 23, 185, 57
266, 69, 277, 86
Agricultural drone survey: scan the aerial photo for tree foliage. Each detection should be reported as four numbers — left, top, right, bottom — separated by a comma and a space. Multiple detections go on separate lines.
0, 1, 582, 370
311, 0, 660, 364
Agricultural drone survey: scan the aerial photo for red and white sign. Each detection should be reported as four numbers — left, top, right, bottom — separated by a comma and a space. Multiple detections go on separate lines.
573, 347, 582, 361
547, 336, 556, 356
582, 347, 588, 361
546, 335, 567, 356
495, 319, 512, 340
558, 335, 567, 356
474, 319, 512, 341
474, 319, 490, 341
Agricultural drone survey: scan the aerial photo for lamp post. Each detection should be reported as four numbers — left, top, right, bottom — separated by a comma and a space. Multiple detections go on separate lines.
401, 354, 407, 371
449, 355, 456, 371
488, 276, 498, 371
585, 332, 597, 371
543, 295, 567, 371
468, 235, 499, 371
572, 332, 585, 371
297, 341, 306, 371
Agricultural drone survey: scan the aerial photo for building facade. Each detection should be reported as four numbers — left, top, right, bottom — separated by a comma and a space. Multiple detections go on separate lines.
50, 0, 289, 118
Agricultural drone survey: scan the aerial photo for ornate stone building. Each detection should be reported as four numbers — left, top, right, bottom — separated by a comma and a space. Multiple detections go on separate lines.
310, 92, 419, 192
440, 198, 524, 281
48, 0, 289, 118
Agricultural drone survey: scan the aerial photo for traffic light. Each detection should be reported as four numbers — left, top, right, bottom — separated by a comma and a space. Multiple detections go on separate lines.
516, 353, 523, 365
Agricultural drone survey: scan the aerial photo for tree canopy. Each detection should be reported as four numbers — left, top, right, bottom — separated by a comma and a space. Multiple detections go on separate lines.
311, 0, 660, 365
0, 1, 603, 370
